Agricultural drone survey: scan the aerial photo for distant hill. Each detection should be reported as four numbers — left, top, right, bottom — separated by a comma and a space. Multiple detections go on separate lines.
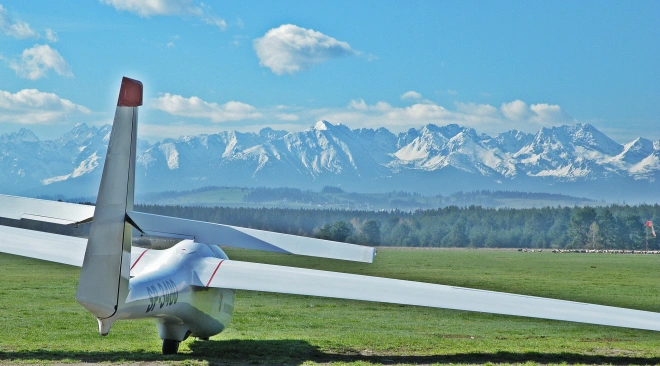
133, 187, 599, 210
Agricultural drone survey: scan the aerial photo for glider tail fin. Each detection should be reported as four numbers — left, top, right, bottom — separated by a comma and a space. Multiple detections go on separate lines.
75, 77, 142, 333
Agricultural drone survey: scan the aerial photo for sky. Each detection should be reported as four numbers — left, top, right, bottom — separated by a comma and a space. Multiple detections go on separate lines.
0, 0, 658, 143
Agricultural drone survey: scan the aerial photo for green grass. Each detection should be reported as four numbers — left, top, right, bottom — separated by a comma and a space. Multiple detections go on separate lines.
0, 249, 659, 365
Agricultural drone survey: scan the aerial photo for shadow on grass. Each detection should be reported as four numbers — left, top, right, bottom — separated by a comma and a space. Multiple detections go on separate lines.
1, 339, 658, 365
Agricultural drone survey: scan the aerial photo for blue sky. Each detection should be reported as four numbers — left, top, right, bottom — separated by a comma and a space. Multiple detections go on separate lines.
0, 0, 658, 143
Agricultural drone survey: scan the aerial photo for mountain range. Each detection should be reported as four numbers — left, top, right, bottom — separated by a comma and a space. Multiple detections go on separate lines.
0, 121, 657, 203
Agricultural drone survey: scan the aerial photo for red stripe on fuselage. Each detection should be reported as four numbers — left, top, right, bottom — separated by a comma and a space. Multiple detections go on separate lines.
206, 260, 225, 287
130, 249, 149, 270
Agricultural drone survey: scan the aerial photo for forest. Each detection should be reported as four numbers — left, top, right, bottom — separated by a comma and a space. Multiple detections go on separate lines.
134, 203, 660, 250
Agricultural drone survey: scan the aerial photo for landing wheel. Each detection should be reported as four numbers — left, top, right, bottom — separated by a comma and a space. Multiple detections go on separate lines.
162, 339, 180, 355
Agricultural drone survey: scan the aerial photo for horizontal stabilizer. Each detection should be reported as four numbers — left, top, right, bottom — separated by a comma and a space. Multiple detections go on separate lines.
195, 257, 660, 332
127, 211, 376, 263
0, 194, 95, 225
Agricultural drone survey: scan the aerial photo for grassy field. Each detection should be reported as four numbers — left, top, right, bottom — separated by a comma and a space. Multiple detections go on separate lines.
0, 248, 659, 365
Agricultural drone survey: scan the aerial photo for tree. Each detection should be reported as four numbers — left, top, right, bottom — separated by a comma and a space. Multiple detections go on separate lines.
624, 214, 644, 249
358, 220, 381, 246
316, 221, 352, 242
596, 209, 617, 249
587, 222, 601, 249
443, 221, 469, 247
568, 207, 597, 248
389, 222, 412, 246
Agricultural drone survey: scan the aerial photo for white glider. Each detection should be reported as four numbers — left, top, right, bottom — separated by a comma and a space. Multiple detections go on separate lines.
0, 77, 659, 354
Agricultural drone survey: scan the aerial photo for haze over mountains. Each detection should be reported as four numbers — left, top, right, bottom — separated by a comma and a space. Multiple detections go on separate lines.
0, 121, 657, 203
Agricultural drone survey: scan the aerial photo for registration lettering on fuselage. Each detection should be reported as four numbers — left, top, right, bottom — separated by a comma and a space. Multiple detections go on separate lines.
146, 279, 178, 313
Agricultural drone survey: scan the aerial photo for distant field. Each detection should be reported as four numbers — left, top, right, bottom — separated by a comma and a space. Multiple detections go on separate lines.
1, 248, 659, 365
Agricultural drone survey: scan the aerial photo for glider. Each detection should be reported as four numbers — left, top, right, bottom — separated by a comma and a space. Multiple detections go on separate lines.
0, 77, 659, 354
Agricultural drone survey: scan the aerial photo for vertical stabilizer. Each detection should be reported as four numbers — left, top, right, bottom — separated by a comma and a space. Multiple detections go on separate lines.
76, 77, 142, 326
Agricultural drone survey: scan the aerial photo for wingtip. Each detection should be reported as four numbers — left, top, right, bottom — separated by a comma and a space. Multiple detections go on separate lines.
117, 77, 143, 107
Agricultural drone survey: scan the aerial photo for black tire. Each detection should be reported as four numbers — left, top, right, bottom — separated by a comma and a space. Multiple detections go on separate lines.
162, 339, 180, 355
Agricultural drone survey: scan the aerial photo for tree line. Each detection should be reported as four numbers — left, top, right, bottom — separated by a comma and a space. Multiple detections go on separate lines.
134, 204, 659, 250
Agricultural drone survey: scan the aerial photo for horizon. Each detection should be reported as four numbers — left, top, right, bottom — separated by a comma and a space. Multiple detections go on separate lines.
2, 119, 656, 146
0, 1, 658, 144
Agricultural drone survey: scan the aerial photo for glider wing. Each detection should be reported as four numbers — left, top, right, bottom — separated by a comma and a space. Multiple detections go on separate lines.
0, 225, 156, 274
127, 210, 376, 263
194, 257, 660, 332
0, 194, 94, 225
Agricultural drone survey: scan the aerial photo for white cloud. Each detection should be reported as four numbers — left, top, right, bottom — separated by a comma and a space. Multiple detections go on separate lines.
9, 44, 73, 80
44, 28, 58, 42
447, 89, 458, 96
101, 0, 226, 29
311, 97, 574, 135
0, 4, 38, 39
200, 15, 226, 30
151, 93, 262, 122
0, 88, 90, 124
253, 24, 357, 75
500, 100, 530, 121
145, 90, 575, 138
529, 103, 573, 124
236, 17, 245, 29
500, 100, 573, 125
276, 113, 299, 121
401, 91, 422, 101
455, 102, 499, 117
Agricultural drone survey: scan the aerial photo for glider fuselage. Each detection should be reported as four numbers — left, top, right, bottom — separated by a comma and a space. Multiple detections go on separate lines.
116, 240, 235, 341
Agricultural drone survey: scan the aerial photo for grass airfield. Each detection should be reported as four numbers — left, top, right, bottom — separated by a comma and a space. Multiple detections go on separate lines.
0, 248, 659, 365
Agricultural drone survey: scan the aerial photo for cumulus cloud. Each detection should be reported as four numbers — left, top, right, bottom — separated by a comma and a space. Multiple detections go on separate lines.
500, 100, 530, 121
9, 44, 73, 80
400, 91, 422, 101
44, 28, 58, 42
253, 24, 357, 75
311, 96, 574, 135
0, 88, 90, 124
151, 93, 262, 122
145, 89, 575, 138
9, 44, 72, 80
529, 103, 573, 124
0, 4, 38, 39
455, 102, 499, 117
276, 113, 299, 121
501, 100, 573, 125
0, 5, 59, 41
101, 0, 226, 29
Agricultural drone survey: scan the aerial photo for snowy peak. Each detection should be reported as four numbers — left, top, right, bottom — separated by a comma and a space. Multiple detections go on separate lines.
2, 128, 39, 143
0, 122, 659, 201
618, 137, 654, 164
486, 130, 534, 153
566, 123, 623, 155
259, 127, 287, 140
311, 120, 352, 136
314, 120, 331, 131
59, 123, 97, 146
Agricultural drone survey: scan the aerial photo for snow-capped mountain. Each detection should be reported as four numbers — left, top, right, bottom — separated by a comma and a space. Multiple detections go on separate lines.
1, 121, 658, 202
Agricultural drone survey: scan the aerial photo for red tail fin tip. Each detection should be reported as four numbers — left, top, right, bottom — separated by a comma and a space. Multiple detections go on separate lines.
117, 77, 143, 107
